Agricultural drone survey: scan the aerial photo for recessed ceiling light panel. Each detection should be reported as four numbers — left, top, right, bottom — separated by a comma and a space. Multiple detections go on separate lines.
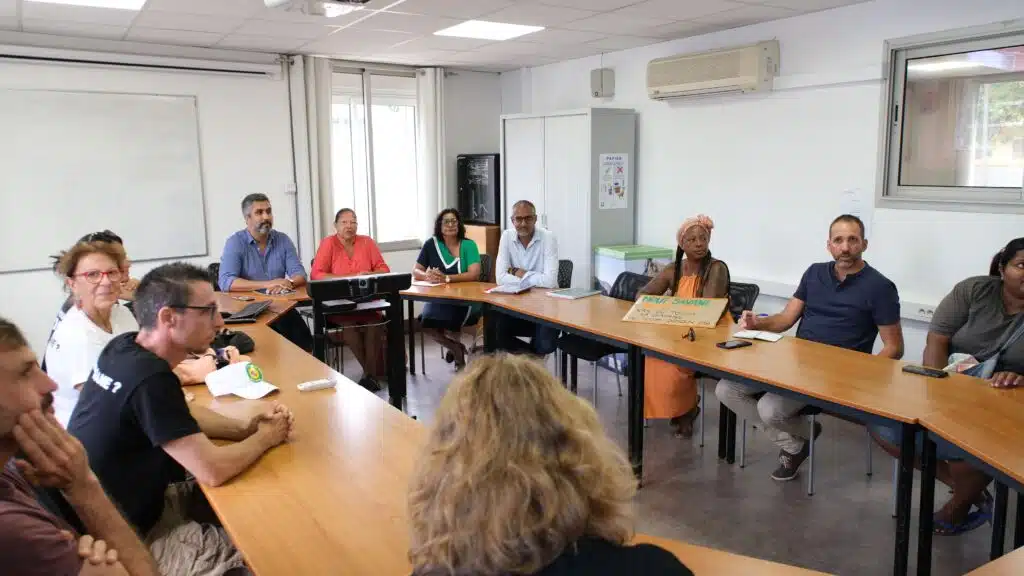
25, 0, 147, 8
434, 20, 544, 41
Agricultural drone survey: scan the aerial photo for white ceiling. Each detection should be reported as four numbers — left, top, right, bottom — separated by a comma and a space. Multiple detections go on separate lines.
0, 0, 871, 71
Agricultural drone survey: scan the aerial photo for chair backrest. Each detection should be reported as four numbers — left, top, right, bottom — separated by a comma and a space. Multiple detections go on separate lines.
727, 282, 760, 322
608, 271, 651, 302
557, 259, 573, 289
207, 262, 221, 291
478, 253, 492, 282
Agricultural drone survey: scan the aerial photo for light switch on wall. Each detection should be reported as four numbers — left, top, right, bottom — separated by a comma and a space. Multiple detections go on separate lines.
284, 181, 297, 195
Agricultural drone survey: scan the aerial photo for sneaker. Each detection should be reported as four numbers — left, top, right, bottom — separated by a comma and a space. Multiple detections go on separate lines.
357, 375, 381, 392
770, 422, 822, 482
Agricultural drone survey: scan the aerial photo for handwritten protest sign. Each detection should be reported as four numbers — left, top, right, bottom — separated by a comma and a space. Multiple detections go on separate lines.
622, 296, 728, 328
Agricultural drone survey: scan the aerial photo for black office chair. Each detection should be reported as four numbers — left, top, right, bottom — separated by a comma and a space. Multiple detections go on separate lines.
478, 253, 492, 283
698, 282, 761, 447
557, 272, 649, 404
208, 262, 221, 291
557, 259, 573, 289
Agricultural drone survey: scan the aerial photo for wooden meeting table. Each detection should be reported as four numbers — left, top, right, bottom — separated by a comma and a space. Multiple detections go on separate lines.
193, 323, 832, 575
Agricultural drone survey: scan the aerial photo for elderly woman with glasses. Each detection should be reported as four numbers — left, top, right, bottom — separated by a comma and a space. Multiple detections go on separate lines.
44, 238, 140, 426
412, 208, 482, 369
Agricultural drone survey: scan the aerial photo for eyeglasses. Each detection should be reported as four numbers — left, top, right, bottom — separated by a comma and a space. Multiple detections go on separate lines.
511, 215, 537, 225
171, 304, 219, 320
441, 218, 459, 225
73, 270, 124, 284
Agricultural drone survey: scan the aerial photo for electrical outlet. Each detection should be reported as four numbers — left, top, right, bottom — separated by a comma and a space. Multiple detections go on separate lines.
284, 182, 297, 196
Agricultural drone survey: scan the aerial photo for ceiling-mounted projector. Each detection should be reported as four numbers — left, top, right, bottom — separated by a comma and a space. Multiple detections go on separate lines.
264, 0, 371, 18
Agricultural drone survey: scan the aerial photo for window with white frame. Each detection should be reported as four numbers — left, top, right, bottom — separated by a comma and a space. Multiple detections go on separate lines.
879, 28, 1024, 212
331, 69, 420, 249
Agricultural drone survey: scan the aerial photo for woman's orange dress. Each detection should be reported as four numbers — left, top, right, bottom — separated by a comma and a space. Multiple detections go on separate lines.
644, 275, 700, 419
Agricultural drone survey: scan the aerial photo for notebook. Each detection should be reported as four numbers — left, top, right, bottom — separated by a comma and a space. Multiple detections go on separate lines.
732, 330, 784, 342
547, 288, 600, 300
411, 280, 442, 287
486, 284, 531, 295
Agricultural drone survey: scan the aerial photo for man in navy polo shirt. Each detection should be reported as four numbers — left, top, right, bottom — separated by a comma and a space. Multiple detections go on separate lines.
715, 215, 904, 481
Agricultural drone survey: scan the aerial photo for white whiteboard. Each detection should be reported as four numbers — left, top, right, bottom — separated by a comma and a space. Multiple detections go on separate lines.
0, 89, 207, 273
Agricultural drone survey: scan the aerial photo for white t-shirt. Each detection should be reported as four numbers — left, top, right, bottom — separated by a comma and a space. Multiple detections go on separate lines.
44, 304, 139, 426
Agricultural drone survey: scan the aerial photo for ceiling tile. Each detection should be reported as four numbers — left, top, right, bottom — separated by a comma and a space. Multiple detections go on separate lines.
124, 27, 224, 46
535, 0, 640, 10
301, 28, 416, 53
390, 34, 494, 51
348, 11, 461, 34
641, 19, 719, 39
0, 0, 15, 18
470, 40, 554, 56
129, 11, 245, 33
216, 33, 307, 51
479, 3, 599, 27
142, 0, 263, 17
395, 0, 515, 19
518, 28, 606, 45
612, 0, 745, 20
21, 3, 138, 26
562, 12, 664, 34
232, 18, 338, 39
585, 35, 661, 51
758, 0, 867, 9
692, 4, 798, 26
21, 19, 126, 40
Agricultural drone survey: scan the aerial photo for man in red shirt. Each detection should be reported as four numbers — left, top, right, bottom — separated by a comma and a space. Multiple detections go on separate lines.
0, 316, 157, 576
311, 208, 391, 390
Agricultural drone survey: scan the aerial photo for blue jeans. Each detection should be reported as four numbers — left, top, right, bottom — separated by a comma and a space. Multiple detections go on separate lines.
870, 424, 967, 461
496, 314, 559, 356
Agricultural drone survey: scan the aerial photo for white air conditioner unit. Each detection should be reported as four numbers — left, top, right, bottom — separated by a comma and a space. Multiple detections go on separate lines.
647, 40, 780, 100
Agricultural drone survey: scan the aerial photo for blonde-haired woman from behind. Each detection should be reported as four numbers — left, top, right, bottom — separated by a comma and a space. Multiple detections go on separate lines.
407, 354, 694, 576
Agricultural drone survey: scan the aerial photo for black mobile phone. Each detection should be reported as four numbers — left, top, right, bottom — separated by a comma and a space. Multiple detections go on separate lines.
902, 365, 949, 378
717, 340, 752, 350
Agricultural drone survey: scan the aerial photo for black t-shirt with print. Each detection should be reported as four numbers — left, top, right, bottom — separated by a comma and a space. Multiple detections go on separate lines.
68, 332, 201, 535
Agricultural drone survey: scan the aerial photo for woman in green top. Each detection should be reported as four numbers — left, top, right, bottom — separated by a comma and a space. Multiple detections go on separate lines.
413, 208, 482, 368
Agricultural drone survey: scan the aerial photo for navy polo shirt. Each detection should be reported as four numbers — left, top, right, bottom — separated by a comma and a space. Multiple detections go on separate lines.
793, 262, 901, 354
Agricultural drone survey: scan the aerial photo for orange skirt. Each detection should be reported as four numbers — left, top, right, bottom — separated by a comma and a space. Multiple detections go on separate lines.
644, 357, 697, 419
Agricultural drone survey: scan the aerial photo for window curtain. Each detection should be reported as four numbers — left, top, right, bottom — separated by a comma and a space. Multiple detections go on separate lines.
304, 55, 334, 242
416, 67, 446, 241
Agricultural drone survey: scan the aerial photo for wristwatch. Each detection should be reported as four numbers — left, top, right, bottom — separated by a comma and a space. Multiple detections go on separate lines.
445, 275, 451, 284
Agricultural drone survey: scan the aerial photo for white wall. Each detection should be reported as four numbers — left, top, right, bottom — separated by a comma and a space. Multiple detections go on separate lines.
502, 0, 1024, 362
443, 70, 503, 208
0, 59, 296, 356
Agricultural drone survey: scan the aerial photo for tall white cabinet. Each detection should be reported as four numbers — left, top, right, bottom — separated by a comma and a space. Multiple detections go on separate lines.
500, 108, 637, 290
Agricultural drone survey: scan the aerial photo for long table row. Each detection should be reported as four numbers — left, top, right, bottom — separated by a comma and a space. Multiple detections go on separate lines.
400, 282, 1024, 575
194, 319, 829, 575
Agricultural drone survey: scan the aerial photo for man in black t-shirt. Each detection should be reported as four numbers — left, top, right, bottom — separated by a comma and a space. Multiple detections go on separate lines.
68, 263, 293, 574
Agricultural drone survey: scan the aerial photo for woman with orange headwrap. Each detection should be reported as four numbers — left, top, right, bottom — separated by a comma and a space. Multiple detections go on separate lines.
638, 215, 730, 437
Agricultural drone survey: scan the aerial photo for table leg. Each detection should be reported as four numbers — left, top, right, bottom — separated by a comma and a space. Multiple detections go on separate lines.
718, 406, 729, 460
894, 422, 915, 576
482, 304, 496, 353
917, 430, 936, 575
1015, 490, 1024, 550
560, 351, 568, 388
627, 345, 644, 483
570, 356, 578, 394
385, 294, 406, 411
406, 300, 416, 375
992, 482, 1009, 560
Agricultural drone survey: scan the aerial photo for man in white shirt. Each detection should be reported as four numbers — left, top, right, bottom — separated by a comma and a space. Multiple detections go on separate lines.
493, 200, 560, 355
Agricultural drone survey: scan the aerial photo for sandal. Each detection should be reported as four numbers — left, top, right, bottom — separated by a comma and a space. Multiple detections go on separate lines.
670, 405, 701, 438
933, 508, 989, 536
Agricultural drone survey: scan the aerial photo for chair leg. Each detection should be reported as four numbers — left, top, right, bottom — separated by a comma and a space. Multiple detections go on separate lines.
740, 419, 747, 468
865, 428, 873, 477
613, 355, 622, 397
592, 362, 598, 407
699, 380, 706, 448
807, 414, 816, 496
